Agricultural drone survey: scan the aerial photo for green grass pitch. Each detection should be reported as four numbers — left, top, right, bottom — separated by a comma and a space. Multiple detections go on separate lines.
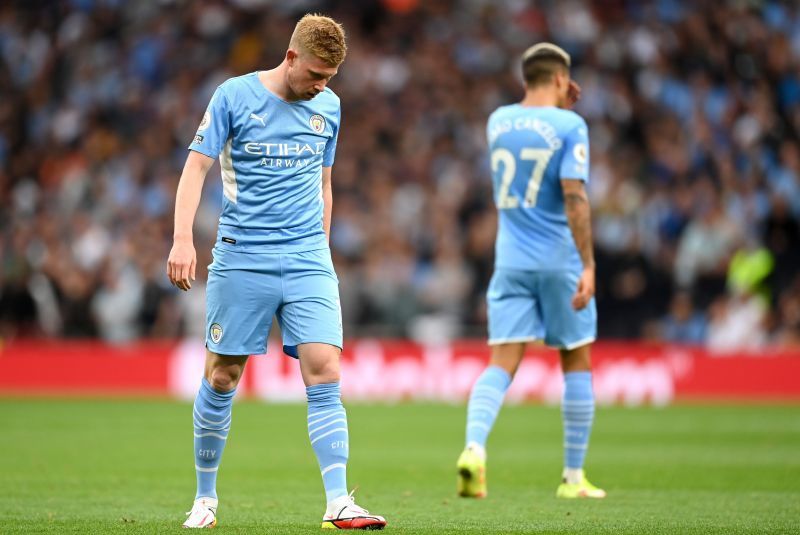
2, 399, 798, 534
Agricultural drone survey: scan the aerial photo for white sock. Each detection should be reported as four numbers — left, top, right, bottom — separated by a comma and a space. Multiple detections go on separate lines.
562, 467, 583, 485
467, 441, 487, 461
327, 493, 349, 509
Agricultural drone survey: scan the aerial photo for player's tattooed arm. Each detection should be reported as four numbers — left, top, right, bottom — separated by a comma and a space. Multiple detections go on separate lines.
561, 179, 595, 270
562, 179, 595, 310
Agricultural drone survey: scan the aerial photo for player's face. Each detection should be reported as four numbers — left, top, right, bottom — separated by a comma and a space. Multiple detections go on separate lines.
286, 49, 339, 100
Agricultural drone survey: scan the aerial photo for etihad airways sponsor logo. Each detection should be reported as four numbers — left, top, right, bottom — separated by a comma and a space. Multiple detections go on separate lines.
243, 141, 327, 156
258, 157, 315, 168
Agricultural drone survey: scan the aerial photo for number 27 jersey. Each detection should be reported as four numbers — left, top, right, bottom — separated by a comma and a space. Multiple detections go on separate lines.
487, 105, 590, 273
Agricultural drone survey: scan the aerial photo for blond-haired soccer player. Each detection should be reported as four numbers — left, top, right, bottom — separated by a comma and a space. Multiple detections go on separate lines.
456, 43, 606, 500
168, 14, 386, 530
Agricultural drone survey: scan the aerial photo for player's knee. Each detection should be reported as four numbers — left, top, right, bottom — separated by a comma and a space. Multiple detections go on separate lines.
560, 346, 591, 372
298, 343, 341, 384
207, 369, 240, 392
308, 364, 340, 384
304, 357, 340, 384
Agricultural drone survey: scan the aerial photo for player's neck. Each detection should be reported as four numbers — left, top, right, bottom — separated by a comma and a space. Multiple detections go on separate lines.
258, 64, 300, 102
520, 87, 560, 108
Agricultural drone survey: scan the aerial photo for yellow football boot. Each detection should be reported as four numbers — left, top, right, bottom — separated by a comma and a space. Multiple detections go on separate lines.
456, 447, 487, 498
556, 471, 606, 499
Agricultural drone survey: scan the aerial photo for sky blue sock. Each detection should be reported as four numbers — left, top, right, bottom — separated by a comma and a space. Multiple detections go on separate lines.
562, 371, 595, 470
307, 382, 349, 503
193, 378, 235, 500
465, 365, 512, 449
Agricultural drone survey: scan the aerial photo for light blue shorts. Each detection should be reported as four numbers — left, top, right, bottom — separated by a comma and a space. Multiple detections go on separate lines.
487, 268, 596, 350
205, 246, 342, 357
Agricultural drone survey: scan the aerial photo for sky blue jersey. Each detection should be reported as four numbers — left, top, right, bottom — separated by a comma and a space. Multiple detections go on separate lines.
487, 105, 590, 272
189, 72, 340, 252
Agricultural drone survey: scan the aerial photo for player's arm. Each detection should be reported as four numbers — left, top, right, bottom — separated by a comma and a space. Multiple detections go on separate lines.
169, 84, 231, 291
321, 166, 333, 242
167, 151, 215, 291
561, 178, 595, 310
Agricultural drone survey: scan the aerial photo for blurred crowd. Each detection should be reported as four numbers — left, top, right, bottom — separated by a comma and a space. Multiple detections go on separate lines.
1, 0, 799, 351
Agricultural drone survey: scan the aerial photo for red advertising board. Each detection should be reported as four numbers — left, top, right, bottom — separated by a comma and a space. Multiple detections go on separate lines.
1, 339, 798, 404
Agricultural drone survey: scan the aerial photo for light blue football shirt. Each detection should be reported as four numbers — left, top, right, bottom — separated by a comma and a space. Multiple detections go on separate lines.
487, 105, 590, 272
189, 72, 340, 252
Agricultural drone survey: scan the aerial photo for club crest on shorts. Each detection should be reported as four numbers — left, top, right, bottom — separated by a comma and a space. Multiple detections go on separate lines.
309, 114, 326, 134
209, 323, 223, 344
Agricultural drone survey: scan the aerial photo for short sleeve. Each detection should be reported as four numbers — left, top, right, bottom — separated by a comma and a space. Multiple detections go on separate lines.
559, 118, 590, 182
322, 108, 340, 167
486, 111, 498, 146
188, 86, 232, 158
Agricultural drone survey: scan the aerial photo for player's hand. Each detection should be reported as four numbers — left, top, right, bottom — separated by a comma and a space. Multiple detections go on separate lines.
566, 80, 581, 109
167, 237, 196, 291
572, 266, 594, 310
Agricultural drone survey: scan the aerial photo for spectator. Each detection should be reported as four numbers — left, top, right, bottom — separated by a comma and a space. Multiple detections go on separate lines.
0, 1, 798, 347
660, 292, 707, 345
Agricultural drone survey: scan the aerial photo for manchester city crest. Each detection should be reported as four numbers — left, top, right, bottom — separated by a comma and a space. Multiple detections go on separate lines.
309, 114, 326, 134
209, 323, 223, 344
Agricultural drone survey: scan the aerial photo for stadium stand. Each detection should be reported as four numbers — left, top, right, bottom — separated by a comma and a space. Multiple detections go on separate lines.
0, 0, 798, 348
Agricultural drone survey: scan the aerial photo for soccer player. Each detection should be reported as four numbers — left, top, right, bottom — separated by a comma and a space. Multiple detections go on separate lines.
167, 14, 386, 530
456, 43, 606, 500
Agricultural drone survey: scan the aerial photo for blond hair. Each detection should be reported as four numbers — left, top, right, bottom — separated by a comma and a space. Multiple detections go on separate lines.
521, 42, 570, 87
289, 14, 347, 66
